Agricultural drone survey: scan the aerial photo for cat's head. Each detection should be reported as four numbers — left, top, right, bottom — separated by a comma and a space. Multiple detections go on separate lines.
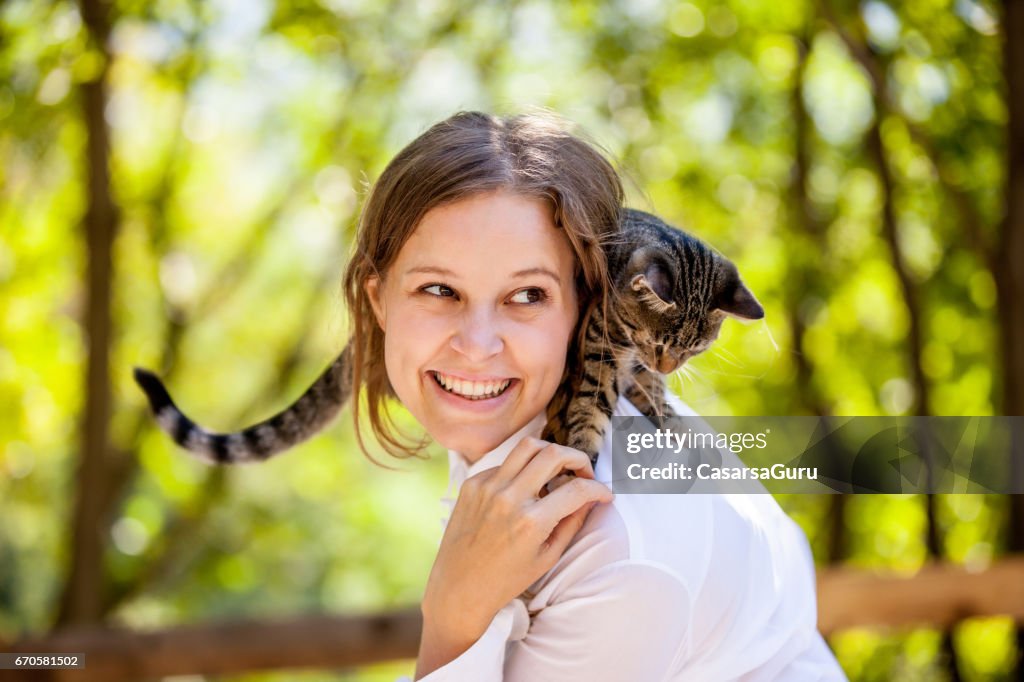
615, 244, 764, 375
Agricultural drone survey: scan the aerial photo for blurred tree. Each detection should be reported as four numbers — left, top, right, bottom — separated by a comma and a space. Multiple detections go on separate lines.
56, 0, 118, 630
997, 0, 1024, 671
1, 0, 1022, 679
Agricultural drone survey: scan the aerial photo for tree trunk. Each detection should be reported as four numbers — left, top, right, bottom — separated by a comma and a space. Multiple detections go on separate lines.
998, 1, 1024, 675
998, 7, 1024, 438
55, 0, 117, 628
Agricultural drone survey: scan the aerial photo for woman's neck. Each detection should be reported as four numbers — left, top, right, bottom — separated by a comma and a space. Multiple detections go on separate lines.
452, 411, 547, 468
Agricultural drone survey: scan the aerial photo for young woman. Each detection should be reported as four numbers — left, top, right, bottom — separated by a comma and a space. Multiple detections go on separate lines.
342, 111, 847, 680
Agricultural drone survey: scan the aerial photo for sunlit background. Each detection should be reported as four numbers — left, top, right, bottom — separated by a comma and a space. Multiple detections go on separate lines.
1, 0, 1021, 679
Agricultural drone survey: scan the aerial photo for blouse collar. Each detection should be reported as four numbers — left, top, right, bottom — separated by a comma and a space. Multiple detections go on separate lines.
446, 412, 549, 489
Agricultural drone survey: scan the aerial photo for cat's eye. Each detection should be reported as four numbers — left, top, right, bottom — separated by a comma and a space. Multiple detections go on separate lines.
421, 284, 456, 298
509, 288, 547, 305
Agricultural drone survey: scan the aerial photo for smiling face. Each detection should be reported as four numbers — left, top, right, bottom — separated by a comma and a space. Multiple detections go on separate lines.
365, 190, 579, 461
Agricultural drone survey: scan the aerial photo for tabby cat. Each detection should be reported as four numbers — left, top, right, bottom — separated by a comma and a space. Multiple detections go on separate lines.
544, 208, 764, 463
133, 208, 763, 465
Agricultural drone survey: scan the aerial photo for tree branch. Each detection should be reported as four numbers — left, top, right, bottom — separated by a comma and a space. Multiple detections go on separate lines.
816, 556, 1024, 634
1, 608, 422, 682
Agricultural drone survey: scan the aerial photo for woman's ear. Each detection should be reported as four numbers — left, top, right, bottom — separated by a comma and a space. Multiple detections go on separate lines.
365, 276, 386, 330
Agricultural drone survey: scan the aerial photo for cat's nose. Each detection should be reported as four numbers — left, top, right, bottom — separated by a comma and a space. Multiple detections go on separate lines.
656, 349, 694, 373
656, 351, 680, 373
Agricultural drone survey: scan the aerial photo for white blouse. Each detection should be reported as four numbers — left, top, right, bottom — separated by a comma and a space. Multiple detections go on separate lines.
402, 394, 848, 681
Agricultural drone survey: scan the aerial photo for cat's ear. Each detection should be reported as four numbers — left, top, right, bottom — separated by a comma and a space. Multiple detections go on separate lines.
713, 262, 764, 320
630, 261, 676, 313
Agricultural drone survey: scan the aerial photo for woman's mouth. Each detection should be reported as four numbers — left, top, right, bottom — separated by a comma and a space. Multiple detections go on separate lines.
430, 371, 514, 400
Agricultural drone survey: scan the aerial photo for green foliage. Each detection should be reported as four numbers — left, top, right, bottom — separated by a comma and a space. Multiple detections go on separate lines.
0, 0, 1015, 679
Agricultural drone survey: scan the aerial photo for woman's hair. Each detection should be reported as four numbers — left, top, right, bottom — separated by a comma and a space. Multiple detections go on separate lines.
342, 110, 624, 460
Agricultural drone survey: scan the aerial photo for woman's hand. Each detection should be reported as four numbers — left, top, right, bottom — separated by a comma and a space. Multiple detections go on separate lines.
415, 438, 614, 679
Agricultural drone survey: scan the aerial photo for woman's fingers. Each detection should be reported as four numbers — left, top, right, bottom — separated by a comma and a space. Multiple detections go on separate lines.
532, 475, 612, 535
508, 443, 594, 499
490, 436, 550, 486
473, 436, 612, 558
423, 438, 613, 648
540, 501, 596, 558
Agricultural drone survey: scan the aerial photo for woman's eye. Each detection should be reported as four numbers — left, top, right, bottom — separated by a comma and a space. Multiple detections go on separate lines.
422, 284, 456, 298
509, 288, 546, 304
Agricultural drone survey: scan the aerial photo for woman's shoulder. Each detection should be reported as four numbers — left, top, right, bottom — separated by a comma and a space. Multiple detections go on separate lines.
513, 392, 840, 679
593, 391, 820, 604
521, 497, 693, 614
607, 391, 808, 556
528, 390, 818, 603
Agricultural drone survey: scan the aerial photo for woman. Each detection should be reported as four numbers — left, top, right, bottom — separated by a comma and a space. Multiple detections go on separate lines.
342, 111, 847, 680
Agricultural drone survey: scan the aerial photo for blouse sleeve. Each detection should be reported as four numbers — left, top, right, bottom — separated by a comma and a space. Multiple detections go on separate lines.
400, 561, 690, 681
396, 600, 526, 682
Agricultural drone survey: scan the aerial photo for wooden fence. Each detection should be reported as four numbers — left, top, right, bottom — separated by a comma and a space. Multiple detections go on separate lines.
2, 557, 1023, 681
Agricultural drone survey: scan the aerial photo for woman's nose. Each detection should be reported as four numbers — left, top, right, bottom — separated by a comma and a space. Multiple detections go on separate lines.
450, 307, 504, 361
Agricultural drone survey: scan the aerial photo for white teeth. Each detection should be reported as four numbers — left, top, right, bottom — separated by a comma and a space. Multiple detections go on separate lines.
433, 372, 512, 400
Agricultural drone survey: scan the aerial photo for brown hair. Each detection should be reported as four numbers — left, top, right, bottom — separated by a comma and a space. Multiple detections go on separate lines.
342, 110, 624, 460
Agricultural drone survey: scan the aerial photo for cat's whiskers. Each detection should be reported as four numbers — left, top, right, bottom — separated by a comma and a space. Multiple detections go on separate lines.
700, 346, 775, 380
699, 360, 766, 380
671, 362, 700, 387
708, 346, 744, 369
758, 318, 780, 352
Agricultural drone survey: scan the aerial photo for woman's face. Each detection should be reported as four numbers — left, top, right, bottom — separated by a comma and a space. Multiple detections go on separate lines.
366, 190, 579, 461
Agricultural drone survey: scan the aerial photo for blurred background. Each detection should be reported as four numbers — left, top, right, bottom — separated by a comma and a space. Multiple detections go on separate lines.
2, 0, 1023, 679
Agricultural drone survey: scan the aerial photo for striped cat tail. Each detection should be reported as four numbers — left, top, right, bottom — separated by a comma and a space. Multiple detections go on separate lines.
133, 344, 353, 464
133, 367, 205, 452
